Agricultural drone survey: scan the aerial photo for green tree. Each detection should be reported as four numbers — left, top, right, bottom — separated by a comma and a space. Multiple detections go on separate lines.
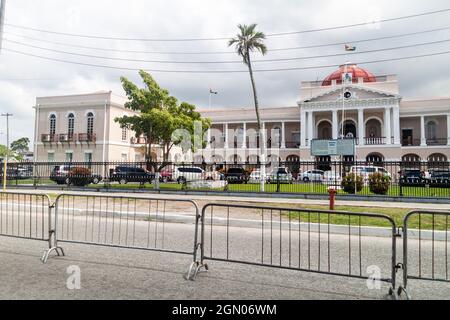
115, 70, 210, 170
10, 137, 30, 154
229, 24, 267, 190
0, 144, 20, 161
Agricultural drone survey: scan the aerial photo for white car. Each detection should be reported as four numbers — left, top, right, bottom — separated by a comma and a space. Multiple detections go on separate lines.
300, 170, 324, 182
349, 166, 391, 184
248, 169, 267, 184
173, 166, 205, 183
323, 171, 342, 185
268, 167, 294, 184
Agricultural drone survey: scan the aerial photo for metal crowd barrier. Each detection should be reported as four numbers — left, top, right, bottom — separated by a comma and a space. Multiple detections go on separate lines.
0, 191, 62, 260
191, 203, 399, 297
42, 194, 202, 273
398, 210, 450, 299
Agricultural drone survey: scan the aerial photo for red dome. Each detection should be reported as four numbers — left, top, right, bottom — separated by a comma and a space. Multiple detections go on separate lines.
322, 63, 376, 86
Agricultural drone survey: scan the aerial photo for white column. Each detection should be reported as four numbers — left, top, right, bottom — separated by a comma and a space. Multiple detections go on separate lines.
447, 114, 450, 146
307, 111, 314, 147
300, 110, 306, 147
332, 110, 338, 140
224, 123, 229, 149
420, 116, 426, 146
206, 128, 211, 149
281, 121, 286, 148
358, 109, 364, 145
384, 107, 391, 145
393, 106, 400, 145
242, 122, 247, 149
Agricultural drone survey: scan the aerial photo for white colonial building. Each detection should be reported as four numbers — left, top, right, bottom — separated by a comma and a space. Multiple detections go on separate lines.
196, 63, 450, 164
33, 91, 163, 163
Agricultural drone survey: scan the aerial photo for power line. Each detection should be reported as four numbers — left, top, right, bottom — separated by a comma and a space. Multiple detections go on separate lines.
3, 46, 450, 73
5, 37, 450, 64
5, 25, 450, 55
4, 8, 450, 42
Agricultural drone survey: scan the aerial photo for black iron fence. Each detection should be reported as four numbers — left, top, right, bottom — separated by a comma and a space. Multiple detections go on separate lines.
1, 160, 450, 199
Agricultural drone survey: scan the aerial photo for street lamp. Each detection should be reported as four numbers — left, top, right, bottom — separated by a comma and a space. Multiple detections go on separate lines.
1, 113, 13, 191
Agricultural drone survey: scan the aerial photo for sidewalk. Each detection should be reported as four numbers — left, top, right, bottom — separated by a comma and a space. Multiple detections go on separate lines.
7, 187, 450, 210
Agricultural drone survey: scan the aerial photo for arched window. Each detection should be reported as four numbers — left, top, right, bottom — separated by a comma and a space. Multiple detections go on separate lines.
87, 112, 94, 135
426, 121, 437, 140
68, 113, 75, 136
49, 114, 56, 136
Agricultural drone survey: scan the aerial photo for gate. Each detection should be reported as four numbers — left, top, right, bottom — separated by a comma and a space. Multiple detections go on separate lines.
43, 194, 202, 272
398, 210, 450, 299
0, 191, 58, 259
193, 203, 399, 297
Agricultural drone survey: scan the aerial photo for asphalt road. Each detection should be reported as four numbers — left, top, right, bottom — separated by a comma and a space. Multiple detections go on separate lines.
0, 219, 449, 300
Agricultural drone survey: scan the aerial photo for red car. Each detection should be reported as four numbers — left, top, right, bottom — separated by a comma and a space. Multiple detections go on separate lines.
159, 168, 174, 182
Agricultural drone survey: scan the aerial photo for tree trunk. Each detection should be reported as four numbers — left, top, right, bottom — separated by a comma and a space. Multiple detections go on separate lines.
246, 54, 265, 192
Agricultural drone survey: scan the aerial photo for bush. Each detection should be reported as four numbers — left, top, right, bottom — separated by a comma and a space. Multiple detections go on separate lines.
369, 172, 391, 195
341, 173, 363, 194
68, 167, 92, 186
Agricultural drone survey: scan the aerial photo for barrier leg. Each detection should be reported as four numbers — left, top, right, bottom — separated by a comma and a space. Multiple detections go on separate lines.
41, 230, 65, 264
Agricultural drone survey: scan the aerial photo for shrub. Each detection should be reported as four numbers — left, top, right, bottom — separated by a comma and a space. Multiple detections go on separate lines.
341, 173, 363, 194
369, 172, 391, 195
68, 167, 92, 186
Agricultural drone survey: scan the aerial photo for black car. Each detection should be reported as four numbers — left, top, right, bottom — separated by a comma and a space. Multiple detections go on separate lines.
399, 169, 424, 185
224, 167, 248, 184
110, 166, 155, 184
428, 170, 450, 184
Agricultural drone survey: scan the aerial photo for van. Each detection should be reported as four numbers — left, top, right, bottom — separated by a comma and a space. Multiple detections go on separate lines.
173, 167, 205, 183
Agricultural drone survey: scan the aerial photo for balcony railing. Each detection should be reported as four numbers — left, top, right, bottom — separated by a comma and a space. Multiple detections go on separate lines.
426, 138, 448, 146
402, 138, 448, 147
364, 137, 386, 145
131, 137, 147, 144
78, 133, 96, 143
41, 134, 57, 143
58, 134, 76, 143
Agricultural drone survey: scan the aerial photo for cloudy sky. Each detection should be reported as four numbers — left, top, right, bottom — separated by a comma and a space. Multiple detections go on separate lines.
1, 0, 450, 145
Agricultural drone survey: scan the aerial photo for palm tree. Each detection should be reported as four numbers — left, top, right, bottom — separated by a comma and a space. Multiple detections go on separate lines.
229, 24, 267, 190
229, 24, 267, 134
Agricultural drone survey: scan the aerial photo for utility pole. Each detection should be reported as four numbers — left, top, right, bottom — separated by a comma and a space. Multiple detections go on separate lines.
1, 113, 12, 191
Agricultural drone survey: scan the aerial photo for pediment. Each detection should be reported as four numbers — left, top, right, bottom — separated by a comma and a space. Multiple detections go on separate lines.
302, 85, 400, 103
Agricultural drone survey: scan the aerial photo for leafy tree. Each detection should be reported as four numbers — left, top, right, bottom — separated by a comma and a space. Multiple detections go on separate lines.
0, 144, 21, 161
115, 70, 211, 171
10, 137, 30, 154
229, 24, 267, 190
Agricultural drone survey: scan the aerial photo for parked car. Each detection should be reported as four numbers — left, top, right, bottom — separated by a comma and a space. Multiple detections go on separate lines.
224, 167, 248, 184
350, 166, 391, 184
398, 169, 425, 184
300, 170, 324, 182
322, 171, 342, 186
110, 166, 155, 185
50, 165, 72, 185
204, 170, 224, 181
50, 166, 102, 186
427, 170, 450, 184
248, 169, 267, 184
173, 166, 205, 183
158, 168, 174, 183
268, 167, 293, 184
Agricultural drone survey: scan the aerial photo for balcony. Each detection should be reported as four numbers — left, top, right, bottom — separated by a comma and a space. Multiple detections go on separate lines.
131, 137, 147, 144
364, 137, 386, 145
58, 134, 76, 143
402, 138, 448, 147
78, 133, 96, 143
426, 138, 448, 146
41, 134, 57, 143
